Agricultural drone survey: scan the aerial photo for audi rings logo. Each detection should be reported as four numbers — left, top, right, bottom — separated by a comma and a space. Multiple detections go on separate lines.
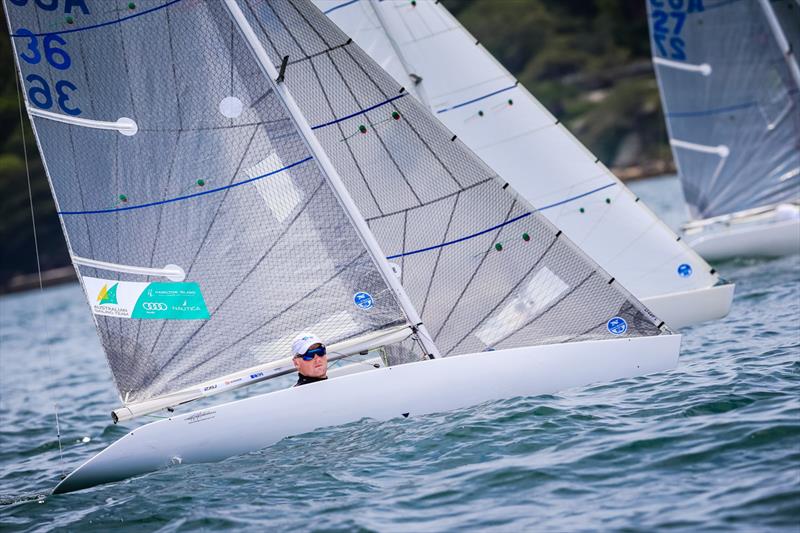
142, 302, 168, 311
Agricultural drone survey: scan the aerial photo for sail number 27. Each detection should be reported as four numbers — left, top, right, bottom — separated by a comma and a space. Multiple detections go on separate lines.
649, 0, 705, 61
16, 28, 81, 116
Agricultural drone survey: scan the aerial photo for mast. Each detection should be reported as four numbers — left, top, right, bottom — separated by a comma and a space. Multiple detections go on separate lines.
366, 0, 430, 106
222, 0, 440, 359
757, 0, 800, 90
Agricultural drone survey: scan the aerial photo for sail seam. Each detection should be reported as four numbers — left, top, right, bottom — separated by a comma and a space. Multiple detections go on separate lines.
435, 83, 518, 114
57, 157, 313, 215
386, 182, 616, 259
9, 0, 184, 37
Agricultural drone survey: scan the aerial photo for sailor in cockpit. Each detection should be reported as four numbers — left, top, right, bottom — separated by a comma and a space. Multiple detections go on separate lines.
291, 333, 329, 387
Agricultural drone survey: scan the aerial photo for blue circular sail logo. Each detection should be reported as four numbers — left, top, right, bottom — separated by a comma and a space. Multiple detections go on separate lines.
677, 263, 693, 278
353, 292, 374, 310
607, 317, 628, 335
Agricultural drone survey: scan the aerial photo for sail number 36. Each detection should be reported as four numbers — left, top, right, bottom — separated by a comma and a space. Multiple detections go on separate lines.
16, 28, 81, 116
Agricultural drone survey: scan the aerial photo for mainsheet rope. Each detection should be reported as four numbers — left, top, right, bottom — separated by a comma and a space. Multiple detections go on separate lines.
14, 74, 67, 480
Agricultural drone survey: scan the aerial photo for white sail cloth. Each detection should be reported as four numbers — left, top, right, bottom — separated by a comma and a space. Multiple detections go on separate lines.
314, 0, 722, 302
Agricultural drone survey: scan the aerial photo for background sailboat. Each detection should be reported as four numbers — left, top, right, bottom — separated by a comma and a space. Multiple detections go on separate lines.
315, 0, 735, 328
5, 0, 679, 494
646, 0, 800, 260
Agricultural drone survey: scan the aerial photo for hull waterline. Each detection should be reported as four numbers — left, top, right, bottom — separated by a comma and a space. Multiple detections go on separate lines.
684, 205, 800, 262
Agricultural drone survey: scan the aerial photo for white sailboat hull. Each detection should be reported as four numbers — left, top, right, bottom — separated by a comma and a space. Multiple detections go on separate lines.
641, 282, 735, 330
53, 334, 680, 495
683, 205, 800, 262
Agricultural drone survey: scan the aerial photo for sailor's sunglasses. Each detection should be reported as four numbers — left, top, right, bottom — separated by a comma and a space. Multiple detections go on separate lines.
298, 345, 326, 361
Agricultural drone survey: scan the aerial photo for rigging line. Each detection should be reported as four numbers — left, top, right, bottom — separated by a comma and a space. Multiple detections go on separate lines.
256, 1, 386, 216
57, 157, 313, 215
386, 182, 616, 259
14, 74, 66, 480
323, 0, 361, 15
9, 0, 184, 37
435, 83, 518, 114
310, 93, 407, 130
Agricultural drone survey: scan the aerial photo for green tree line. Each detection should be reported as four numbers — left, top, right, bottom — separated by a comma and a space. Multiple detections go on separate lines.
0, 0, 671, 285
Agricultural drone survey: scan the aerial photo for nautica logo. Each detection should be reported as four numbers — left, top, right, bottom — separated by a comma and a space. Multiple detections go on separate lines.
96, 283, 119, 305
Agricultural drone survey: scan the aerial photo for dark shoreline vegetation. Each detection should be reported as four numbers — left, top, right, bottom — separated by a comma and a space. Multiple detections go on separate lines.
0, 0, 674, 292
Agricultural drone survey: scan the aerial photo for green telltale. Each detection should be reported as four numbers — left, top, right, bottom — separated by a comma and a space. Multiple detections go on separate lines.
478, 110, 485, 117
579, 207, 585, 213
358, 124, 367, 134
128, 2, 136, 9
118, 194, 128, 202
411, 0, 417, 6
391, 111, 401, 120
196, 179, 205, 187
494, 243, 503, 251
522, 232, 530, 242
605, 198, 611, 204
507, 99, 514, 106
65, 16, 74, 24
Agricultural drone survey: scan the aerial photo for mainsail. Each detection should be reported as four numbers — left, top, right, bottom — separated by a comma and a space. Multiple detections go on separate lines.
7, 0, 669, 413
235, 0, 667, 357
5, 0, 410, 405
315, 0, 721, 302
647, 0, 800, 220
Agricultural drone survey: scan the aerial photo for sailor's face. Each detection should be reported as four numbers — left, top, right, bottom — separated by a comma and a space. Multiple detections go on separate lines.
293, 343, 328, 378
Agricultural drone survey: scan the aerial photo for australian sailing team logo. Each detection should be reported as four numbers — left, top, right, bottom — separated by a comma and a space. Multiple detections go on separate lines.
96, 283, 119, 305
84, 277, 209, 320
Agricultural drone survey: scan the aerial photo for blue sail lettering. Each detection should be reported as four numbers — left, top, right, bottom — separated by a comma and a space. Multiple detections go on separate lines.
8, 0, 89, 14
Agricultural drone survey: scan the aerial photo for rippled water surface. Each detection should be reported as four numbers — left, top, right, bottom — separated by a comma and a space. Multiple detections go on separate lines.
1, 176, 798, 531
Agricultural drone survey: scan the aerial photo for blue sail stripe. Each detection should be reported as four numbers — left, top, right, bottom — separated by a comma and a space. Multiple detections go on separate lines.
386, 183, 616, 259
323, 0, 361, 15
58, 156, 314, 216
11, 0, 183, 38
311, 94, 407, 130
435, 84, 518, 114
666, 101, 756, 118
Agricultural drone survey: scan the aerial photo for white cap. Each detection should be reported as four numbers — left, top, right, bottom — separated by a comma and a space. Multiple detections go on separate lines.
291, 333, 322, 356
